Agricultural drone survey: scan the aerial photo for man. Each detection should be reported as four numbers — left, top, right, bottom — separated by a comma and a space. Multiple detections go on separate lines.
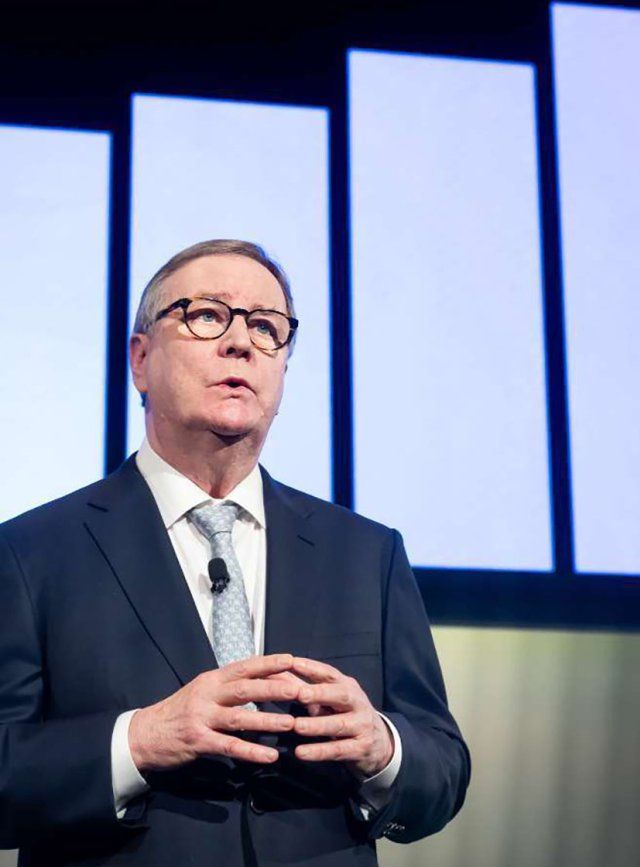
0, 240, 470, 866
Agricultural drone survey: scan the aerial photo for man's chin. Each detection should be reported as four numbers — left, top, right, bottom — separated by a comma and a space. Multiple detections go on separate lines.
205, 416, 256, 441
188, 408, 265, 442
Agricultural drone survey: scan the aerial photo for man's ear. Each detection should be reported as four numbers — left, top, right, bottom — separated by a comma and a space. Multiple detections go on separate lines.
129, 333, 149, 397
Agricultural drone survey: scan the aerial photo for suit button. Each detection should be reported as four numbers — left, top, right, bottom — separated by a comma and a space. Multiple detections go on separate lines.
248, 795, 264, 815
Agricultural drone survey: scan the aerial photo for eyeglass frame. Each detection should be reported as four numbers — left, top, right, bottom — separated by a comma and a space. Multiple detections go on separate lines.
153, 295, 299, 350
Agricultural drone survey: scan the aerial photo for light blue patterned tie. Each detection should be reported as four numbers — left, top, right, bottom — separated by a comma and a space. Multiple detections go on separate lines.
188, 502, 256, 709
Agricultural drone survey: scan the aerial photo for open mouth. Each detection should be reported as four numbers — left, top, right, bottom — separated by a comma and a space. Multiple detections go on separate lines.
218, 377, 251, 391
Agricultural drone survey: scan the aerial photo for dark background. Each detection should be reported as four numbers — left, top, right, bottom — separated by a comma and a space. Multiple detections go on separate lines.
1, 0, 639, 631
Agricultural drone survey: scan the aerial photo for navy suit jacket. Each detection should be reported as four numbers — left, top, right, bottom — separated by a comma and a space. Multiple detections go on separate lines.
0, 455, 470, 866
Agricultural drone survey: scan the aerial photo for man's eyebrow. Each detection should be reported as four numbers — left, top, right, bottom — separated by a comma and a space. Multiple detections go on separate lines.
198, 291, 285, 311
195, 290, 232, 303
201, 290, 232, 300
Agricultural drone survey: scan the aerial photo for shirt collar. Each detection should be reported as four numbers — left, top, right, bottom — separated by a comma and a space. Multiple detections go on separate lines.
135, 437, 266, 531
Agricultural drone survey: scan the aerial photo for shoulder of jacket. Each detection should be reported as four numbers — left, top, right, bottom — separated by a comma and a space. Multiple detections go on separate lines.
267, 474, 397, 540
0, 463, 125, 538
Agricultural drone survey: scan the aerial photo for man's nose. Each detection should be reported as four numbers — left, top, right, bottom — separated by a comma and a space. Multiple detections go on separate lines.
218, 313, 253, 356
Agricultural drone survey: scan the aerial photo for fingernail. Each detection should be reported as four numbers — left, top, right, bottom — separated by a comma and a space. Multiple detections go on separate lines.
300, 688, 312, 702
297, 746, 310, 758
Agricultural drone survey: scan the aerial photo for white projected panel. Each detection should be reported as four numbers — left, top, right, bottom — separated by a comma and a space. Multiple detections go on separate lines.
350, 50, 552, 570
128, 95, 331, 498
0, 125, 110, 522
553, 4, 640, 574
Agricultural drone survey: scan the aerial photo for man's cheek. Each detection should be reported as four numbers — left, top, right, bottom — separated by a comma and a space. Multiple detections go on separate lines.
271, 373, 286, 415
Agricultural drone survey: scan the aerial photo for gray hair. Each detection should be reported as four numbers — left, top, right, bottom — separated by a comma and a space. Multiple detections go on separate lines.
132, 239, 297, 352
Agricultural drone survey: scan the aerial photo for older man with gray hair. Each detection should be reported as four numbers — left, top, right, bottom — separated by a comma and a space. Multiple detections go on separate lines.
0, 239, 470, 866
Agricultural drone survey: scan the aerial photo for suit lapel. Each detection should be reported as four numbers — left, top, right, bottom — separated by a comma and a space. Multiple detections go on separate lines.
83, 456, 322, 683
84, 456, 217, 686
261, 466, 322, 659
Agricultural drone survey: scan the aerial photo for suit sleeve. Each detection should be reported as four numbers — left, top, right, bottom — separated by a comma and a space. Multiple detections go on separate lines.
364, 529, 471, 844
0, 529, 147, 848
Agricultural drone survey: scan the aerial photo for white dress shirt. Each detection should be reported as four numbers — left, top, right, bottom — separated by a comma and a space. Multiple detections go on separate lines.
110, 438, 401, 818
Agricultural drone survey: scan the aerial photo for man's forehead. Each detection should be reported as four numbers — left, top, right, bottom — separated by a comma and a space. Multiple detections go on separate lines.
164, 253, 286, 309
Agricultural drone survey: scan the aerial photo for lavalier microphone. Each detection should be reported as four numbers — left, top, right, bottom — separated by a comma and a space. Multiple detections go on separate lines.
208, 557, 230, 594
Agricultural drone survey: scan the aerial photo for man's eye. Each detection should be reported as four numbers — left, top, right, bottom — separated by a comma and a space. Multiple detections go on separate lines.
191, 307, 222, 323
251, 318, 277, 337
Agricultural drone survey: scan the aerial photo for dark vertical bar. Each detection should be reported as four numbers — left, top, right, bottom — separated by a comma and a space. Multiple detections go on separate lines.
534, 10, 575, 575
104, 99, 132, 474
329, 48, 354, 509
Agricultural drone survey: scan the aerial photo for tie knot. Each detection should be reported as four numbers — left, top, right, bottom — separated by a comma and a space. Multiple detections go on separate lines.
189, 501, 240, 540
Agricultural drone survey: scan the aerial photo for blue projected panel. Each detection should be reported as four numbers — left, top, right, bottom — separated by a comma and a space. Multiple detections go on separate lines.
553, 4, 640, 574
0, 125, 110, 522
350, 50, 552, 570
128, 95, 331, 499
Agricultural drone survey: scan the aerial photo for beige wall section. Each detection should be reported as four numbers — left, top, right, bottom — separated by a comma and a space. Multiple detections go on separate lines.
1, 627, 638, 867
379, 626, 640, 867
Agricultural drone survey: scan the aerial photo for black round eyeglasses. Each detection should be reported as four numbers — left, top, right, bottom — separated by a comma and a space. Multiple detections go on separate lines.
154, 296, 299, 351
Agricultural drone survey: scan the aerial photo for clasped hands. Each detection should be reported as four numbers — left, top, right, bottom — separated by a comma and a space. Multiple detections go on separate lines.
129, 653, 394, 780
